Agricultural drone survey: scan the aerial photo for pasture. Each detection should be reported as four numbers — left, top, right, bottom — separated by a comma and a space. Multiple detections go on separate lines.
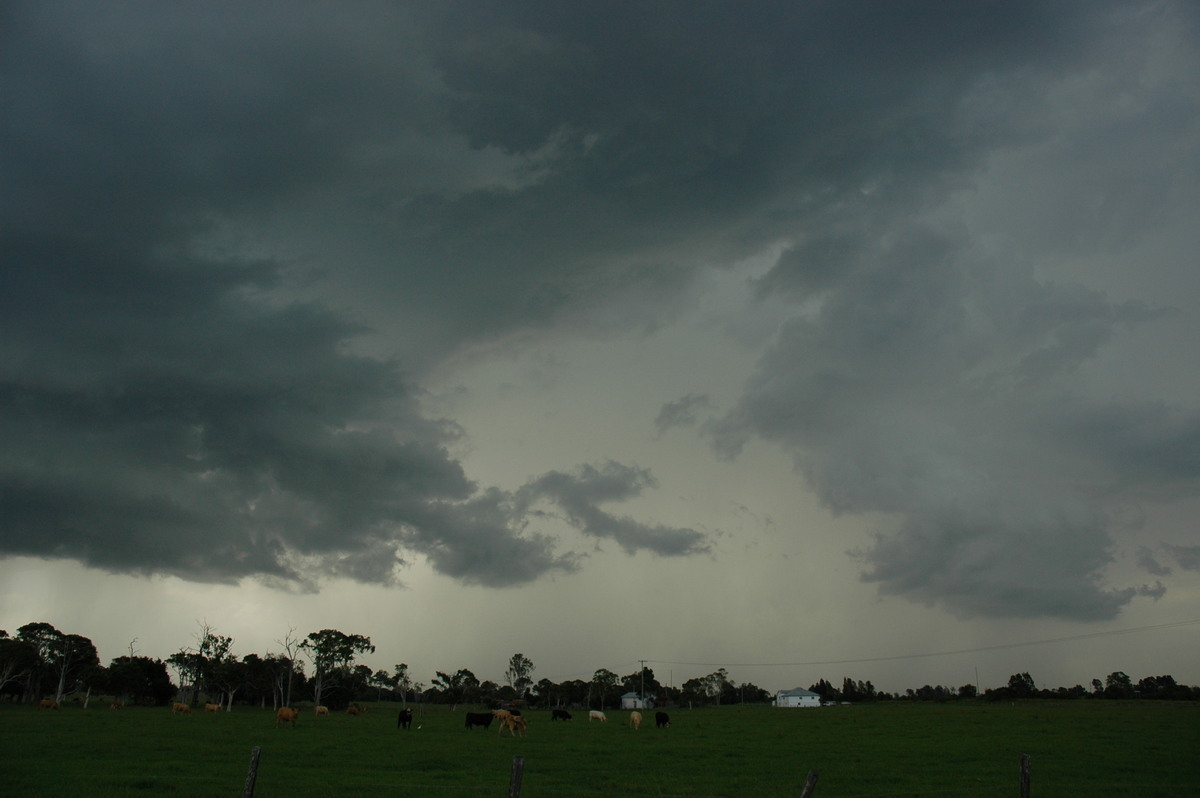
2, 700, 1197, 796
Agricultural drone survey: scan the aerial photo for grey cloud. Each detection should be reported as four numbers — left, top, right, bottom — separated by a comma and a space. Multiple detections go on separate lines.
1137, 547, 1172, 577
518, 462, 709, 557
1164, 545, 1200, 571
1137, 581, 1167, 601
715, 213, 1193, 620
655, 394, 713, 434
404, 489, 581, 588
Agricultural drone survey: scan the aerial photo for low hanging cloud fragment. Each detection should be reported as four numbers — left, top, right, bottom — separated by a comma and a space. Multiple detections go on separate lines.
516, 462, 709, 557
655, 393, 713, 434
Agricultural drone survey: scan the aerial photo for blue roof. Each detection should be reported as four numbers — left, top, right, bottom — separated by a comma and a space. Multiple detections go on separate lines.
777, 688, 821, 697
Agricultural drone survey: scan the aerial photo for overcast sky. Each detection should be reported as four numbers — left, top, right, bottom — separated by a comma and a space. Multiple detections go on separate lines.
2, 1, 1199, 696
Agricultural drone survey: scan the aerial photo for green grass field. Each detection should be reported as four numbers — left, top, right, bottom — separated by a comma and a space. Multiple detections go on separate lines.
3, 700, 1197, 796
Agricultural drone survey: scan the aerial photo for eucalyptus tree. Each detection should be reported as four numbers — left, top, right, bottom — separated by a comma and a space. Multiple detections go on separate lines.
16, 622, 60, 703
106, 655, 174, 705
0, 631, 35, 700
393, 663, 416, 705
14, 623, 98, 704
195, 625, 236, 707
431, 668, 479, 705
505, 653, 535, 698
275, 627, 304, 707
301, 629, 374, 708
51, 633, 100, 705
591, 668, 618, 709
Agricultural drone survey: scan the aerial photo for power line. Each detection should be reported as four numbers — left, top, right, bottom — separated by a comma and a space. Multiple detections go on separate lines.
648, 618, 1200, 669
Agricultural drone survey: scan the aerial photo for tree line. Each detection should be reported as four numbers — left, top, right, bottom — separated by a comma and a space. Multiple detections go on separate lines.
2, 621, 1195, 710
805, 671, 1200, 703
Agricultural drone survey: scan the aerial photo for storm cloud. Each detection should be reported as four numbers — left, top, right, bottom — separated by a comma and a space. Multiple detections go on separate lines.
2, 0, 1197, 623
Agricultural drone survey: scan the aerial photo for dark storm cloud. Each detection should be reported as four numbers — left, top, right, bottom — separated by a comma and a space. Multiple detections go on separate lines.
1, 0, 1196, 612
0, 1, 709, 588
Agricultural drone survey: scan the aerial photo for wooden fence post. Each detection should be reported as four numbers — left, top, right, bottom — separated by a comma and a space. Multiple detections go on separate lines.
1020, 753, 1031, 798
243, 746, 262, 798
509, 756, 525, 798
799, 769, 819, 797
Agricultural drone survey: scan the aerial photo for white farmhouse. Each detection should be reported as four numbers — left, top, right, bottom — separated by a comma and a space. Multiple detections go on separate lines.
775, 687, 822, 708
620, 691, 652, 709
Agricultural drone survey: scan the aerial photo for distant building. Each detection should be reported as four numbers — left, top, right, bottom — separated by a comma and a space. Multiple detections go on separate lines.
620, 691, 652, 709
775, 687, 822, 708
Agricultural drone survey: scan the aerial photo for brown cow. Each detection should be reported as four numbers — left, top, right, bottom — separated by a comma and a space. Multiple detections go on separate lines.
500, 715, 528, 737
346, 705, 360, 716
491, 709, 513, 733
109, 700, 124, 710
275, 707, 299, 728
204, 703, 221, 713
315, 705, 329, 716
39, 699, 59, 710
171, 702, 191, 714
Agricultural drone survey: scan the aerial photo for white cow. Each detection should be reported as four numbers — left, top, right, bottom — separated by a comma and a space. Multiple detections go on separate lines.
589, 710, 607, 722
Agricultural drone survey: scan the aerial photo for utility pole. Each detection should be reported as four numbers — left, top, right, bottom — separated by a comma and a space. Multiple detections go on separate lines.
639, 659, 646, 705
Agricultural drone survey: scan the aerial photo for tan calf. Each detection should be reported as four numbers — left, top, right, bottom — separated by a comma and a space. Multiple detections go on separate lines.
500, 715, 528, 737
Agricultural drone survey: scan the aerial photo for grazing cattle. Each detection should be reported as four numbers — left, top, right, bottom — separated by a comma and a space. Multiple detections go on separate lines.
655, 711, 671, 728
275, 707, 299, 728
397, 708, 413, 729
109, 700, 123, 710
588, 710, 607, 722
465, 712, 493, 730
500, 715, 528, 737
629, 711, 642, 730
39, 699, 59, 710
315, 705, 329, 716
551, 709, 572, 721
492, 709, 514, 733
171, 702, 191, 714
204, 703, 221, 713
346, 706, 360, 716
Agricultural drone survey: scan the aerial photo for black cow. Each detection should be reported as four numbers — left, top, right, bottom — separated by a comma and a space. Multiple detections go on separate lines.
397, 708, 413, 729
465, 712, 493, 730
655, 711, 670, 728
551, 709, 572, 721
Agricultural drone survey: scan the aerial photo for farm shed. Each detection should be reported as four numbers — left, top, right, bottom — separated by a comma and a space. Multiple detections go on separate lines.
620, 692, 652, 709
775, 688, 822, 708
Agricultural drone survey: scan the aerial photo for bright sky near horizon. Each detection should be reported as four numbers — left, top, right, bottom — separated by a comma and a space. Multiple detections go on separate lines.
2, 1, 1199, 696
